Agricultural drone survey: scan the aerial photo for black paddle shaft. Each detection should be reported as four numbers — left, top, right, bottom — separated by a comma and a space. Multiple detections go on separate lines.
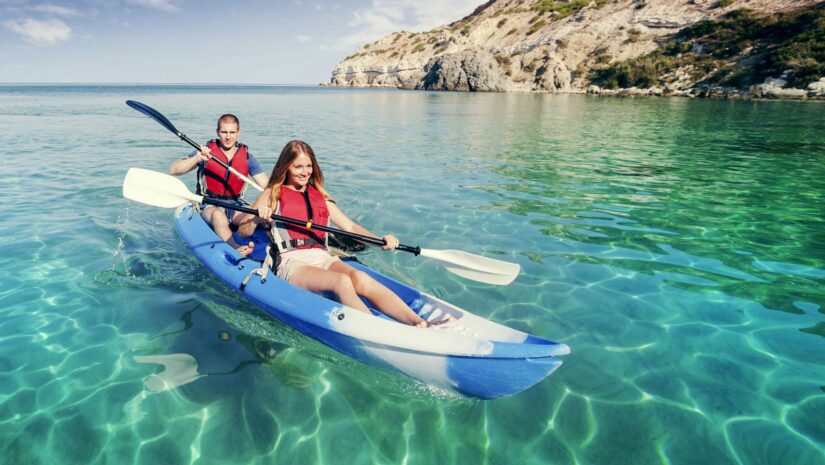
126, 100, 235, 173
173, 132, 204, 153
202, 197, 422, 255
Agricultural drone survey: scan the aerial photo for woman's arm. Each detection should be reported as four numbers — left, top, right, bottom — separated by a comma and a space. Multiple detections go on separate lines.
327, 201, 399, 250
236, 188, 273, 237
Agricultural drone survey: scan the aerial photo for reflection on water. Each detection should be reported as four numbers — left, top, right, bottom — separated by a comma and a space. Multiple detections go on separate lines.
133, 334, 312, 393
486, 96, 825, 318
0, 86, 823, 465
134, 353, 205, 392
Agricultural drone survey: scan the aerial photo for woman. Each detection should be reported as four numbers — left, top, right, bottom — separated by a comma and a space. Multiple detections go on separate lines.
236, 140, 437, 328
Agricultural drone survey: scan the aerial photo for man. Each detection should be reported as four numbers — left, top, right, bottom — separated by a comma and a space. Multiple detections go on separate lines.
169, 114, 268, 255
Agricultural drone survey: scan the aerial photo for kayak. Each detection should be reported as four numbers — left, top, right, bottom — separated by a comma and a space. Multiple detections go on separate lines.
174, 203, 569, 399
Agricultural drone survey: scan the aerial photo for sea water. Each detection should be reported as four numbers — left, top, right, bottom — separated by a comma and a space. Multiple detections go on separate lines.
0, 85, 823, 465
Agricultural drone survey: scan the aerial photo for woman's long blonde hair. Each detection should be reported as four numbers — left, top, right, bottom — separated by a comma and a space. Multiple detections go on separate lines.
266, 140, 332, 208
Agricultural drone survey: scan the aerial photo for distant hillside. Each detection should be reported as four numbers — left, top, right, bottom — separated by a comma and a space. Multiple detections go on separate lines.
328, 0, 825, 99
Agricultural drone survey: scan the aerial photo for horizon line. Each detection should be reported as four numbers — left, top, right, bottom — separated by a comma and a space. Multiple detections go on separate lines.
0, 82, 330, 86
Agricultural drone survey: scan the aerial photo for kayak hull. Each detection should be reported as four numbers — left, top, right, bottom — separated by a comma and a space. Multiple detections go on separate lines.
174, 204, 568, 399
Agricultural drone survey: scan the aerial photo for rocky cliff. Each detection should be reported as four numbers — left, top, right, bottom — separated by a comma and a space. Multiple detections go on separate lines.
329, 0, 825, 98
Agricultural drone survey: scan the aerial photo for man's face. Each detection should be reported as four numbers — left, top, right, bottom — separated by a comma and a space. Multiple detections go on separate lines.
216, 122, 239, 150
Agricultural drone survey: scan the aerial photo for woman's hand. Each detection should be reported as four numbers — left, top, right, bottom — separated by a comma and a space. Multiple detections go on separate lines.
381, 234, 399, 251
257, 204, 273, 224
236, 189, 271, 238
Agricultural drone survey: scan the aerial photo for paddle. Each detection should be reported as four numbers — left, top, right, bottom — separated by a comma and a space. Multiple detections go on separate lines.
125, 100, 264, 192
123, 168, 521, 285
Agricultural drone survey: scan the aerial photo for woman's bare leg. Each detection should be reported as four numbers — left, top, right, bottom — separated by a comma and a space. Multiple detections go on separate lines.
288, 265, 372, 314
328, 261, 428, 327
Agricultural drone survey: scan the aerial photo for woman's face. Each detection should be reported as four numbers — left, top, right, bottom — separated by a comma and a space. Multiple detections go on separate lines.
286, 151, 313, 188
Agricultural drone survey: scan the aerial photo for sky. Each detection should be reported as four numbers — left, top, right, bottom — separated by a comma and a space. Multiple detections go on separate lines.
0, 0, 481, 84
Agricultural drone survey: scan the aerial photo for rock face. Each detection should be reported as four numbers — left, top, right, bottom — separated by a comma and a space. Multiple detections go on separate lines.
808, 77, 825, 96
329, 0, 821, 95
415, 49, 505, 91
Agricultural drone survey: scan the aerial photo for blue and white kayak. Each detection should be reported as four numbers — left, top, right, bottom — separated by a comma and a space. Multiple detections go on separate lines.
174, 203, 569, 399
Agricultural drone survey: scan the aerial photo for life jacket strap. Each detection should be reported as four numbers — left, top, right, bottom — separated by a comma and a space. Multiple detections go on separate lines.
274, 237, 325, 251
204, 191, 239, 200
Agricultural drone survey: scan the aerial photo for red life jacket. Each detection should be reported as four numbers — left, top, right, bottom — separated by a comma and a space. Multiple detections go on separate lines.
273, 184, 329, 250
200, 140, 249, 199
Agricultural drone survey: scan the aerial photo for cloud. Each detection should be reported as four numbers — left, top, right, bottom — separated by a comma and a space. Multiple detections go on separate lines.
335, 0, 480, 52
0, 0, 28, 7
125, 0, 178, 12
4, 18, 72, 45
31, 3, 80, 16
296, 34, 312, 44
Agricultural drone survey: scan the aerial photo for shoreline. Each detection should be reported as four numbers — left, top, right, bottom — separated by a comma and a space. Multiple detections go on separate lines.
322, 83, 825, 102
3, 82, 822, 102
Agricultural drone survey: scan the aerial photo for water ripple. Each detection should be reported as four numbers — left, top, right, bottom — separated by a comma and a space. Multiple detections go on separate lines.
0, 86, 823, 465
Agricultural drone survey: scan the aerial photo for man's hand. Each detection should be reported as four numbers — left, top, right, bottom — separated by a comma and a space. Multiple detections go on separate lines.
196, 145, 212, 163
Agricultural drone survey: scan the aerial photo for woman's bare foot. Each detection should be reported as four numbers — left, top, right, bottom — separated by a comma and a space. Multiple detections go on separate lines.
415, 315, 455, 328
236, 241, 254, 257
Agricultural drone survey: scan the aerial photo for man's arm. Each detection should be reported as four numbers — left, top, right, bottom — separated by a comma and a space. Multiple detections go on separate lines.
246, 152, 269, 188
170, 147, 209, 176
252, 172, 269, 189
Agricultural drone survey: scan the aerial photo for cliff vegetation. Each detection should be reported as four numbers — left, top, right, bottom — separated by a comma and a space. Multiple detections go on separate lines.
593, 4, 825, 90
329, 0, 825, 99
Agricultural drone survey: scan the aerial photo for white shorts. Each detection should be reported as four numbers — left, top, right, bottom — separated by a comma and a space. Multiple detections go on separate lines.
277, 247, 340, 282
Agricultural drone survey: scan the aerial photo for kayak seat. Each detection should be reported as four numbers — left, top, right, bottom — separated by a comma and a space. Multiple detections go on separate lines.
231, 228, 270, 262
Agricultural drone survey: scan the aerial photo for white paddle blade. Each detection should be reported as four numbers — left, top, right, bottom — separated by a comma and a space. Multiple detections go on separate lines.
123, 168, 203, 208
420, 249, 520, 285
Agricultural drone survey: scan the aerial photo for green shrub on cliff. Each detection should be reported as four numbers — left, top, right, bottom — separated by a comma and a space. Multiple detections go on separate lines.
592, 5, 825, 89
594, 56, 678, 89
527, 19, 547, 35
625, 28, 642, 43
534, 0, 609, 19
765, 11, 825, 86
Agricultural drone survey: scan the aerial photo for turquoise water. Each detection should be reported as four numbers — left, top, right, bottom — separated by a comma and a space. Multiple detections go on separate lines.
1, 85, 823, 464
